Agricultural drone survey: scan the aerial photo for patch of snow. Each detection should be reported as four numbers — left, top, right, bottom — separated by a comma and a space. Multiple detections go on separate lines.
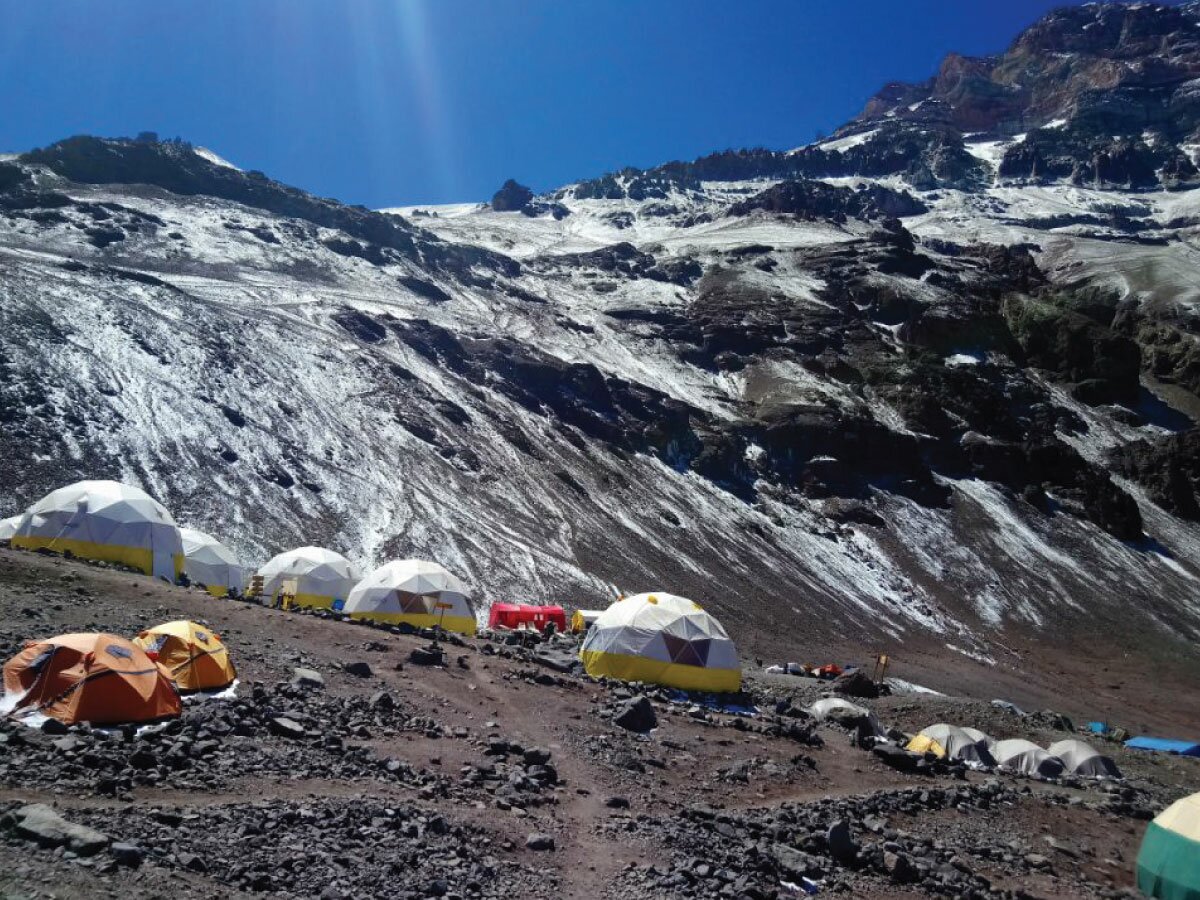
181, 679, 240, 703
814, 129, 879, 154
945, 642, 997, 666
885, 677, 945, 696
945, 352, 984, 367
193, 147, 241, 171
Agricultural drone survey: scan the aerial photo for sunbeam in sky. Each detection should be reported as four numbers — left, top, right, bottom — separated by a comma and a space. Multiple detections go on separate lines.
346, 0, 461, 202
0, 0, 1125, 205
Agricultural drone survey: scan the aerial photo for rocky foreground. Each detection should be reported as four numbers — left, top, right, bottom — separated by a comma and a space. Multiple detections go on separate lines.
2, 549, 1198, 899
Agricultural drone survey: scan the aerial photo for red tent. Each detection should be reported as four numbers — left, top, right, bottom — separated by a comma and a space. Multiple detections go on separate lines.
488, 603, 567, 632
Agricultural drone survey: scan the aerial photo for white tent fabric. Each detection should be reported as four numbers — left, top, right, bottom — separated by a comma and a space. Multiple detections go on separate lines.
343, 559, 475, 634
256, 546, 357, 609
1047, 739, 1122, 779
0, 515, 21, 541
809, 697, 869, 722
180, 527, 246, 596
994, 738, 1065, 778
11, 480, 183, 580
960, 726, 997, 750
579, 592, 740, 692
916, 724, 997, 767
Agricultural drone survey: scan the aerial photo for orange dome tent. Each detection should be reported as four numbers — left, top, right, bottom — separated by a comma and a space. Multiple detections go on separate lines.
133, 620, 236, 692
2, 633, 180, 725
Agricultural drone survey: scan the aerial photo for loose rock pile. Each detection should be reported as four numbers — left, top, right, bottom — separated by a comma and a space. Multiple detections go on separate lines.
23, 798, 558, 899
607, 780, 1139, 898
0, 680, 446, 796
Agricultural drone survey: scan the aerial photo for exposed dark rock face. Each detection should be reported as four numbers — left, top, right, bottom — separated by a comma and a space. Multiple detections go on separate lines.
1114, 431, 1200, 521
1002, 294, 1141, 405
567, 123, 986, 200
728, 180, 927, 221
529, 242, 701, 286
998, 128, 1193, 189
390, 318, 701, 463
491, 179, 534, 212
858, 3, 1200, 143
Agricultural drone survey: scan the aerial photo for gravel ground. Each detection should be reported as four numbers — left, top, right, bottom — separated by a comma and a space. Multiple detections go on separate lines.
1, 547, 1198, 899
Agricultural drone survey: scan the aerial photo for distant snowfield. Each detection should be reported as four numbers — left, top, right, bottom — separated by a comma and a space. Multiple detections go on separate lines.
384, 162, 1200, 321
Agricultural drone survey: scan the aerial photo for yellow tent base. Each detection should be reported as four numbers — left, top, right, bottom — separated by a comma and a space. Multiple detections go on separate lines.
12, 535, 183, 579
281, 592, 337, 610
580, 648, 741, 693
204, 585, 229, 598
905, 735, 948, 757
348, 611, 477, 635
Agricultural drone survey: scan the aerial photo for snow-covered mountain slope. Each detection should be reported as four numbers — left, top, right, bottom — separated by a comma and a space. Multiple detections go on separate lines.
2, 3, 1200, 663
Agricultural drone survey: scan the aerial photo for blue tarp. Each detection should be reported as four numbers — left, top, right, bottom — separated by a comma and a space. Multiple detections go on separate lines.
1125, 736, 1200, 756
663, 689, 759, 717
1087, 721, 1108, 734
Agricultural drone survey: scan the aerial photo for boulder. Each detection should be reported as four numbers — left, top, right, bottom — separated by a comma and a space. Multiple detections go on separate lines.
771, 843, 818, 879
369, 690, 395, 709
409, 646, 444, 667
342, 661, 373, 678
2, 804, 110, 856
522, 747, 552, 766
831, 669, 880, 698
491, 179, 534, 212
613, 695, 657, 733
525, 832, 555, 851
110, 842, 145, 867
826, 819, 859, 864
883, 850, 917, 884
291, 667, 325, 689
268, 717, 307, 739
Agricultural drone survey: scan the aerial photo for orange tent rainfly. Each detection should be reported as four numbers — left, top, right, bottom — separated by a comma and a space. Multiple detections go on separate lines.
2, 633, 181, 725
134, 620, 236, 692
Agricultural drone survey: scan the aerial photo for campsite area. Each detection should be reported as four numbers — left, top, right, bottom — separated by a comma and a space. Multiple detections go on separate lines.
1, 547, 1199, 899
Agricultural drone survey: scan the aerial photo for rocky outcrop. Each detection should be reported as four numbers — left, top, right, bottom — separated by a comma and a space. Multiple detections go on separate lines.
1114, 431, 1200, 521
491, 179, 534, 212
728, 180, 926, 221
390, 318, 701, 462
857, 2, 1200, 144
20, 136, 521, 278
1002, 293, 1141, 406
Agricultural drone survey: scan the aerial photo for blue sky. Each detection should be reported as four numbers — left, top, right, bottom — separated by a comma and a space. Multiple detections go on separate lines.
2, 1, 1098, 206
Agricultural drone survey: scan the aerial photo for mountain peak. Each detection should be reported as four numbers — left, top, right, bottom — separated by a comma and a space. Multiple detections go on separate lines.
856, 1, 1200, 137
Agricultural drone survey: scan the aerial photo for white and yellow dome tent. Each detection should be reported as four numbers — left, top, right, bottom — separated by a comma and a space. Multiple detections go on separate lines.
1137, 791, 1200, 900
579, 592, 741, 693
11, 480, 183, 580
343, 559, 475, 634
180, 528, 246, 597
906, 724, 996, 767
256, 546, 357, 610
